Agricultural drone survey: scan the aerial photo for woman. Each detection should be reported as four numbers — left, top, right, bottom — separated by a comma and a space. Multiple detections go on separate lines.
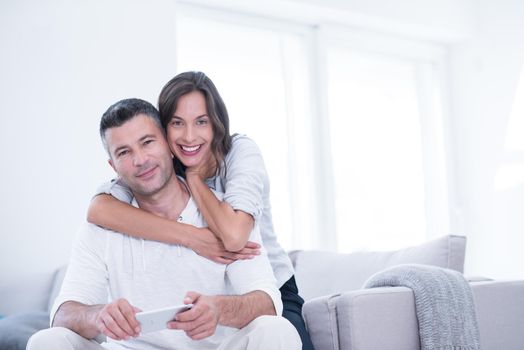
88, 71, 313, 349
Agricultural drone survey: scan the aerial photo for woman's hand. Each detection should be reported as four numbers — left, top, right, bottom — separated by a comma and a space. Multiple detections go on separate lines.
185, 151, 217, 181
190, 227, 261, 264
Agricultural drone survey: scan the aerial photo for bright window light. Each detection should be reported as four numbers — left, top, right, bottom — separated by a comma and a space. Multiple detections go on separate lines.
504, 66, 524, 152
175, 6, 449, 253
327, 47, 427, 252
495, 65, 524, 191
175, 10, 310, 249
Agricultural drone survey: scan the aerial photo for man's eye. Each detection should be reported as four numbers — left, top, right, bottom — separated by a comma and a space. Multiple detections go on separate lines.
144, 139, 154, 146
117, 150, 129, 157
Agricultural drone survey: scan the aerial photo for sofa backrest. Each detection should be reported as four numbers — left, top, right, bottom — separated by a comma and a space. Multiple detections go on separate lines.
47, 265, 68, 313
289, 235, 466, 301
0, 272, 55, 316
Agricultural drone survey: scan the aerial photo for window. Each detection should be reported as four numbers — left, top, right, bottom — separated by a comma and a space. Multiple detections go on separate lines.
174, 4, 450, 252
495, 65, 524, 191
175, 6, 315, 249
327, 48, 427, 251
322, 29, 449, 251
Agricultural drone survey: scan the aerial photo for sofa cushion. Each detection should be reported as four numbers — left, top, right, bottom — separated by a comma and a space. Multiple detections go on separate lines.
290, 235, 466, 301
0, 311, 49, 350
0, 272, 54, 316
302, 294, 341, 350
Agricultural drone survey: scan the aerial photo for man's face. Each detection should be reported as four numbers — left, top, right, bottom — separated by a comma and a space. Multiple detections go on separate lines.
105, 114, 174, 197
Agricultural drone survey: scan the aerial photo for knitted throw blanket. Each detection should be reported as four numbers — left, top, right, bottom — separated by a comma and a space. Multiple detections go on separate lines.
363, 264, 481, 350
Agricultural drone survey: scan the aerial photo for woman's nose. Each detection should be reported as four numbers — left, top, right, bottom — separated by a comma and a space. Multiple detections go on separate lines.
183, 125, 196, 143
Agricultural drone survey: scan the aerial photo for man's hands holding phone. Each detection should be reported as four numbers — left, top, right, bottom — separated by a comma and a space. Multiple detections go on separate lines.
95, 298, 142, 340
95, 298, 199, 340
167, 292, 220, 341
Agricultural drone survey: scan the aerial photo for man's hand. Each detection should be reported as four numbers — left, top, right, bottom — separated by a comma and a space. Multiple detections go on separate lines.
96, 298, 142, 340
191, 227, 260, 264
168, 290, 276, 339
167, 292, 219, 340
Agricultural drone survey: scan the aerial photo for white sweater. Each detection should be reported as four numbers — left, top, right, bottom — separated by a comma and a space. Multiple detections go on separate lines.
51, 195, 281, 350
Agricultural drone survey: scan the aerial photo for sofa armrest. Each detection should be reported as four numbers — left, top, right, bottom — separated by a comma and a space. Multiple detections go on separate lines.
472, 280, 524, 350
336, 287, 420, 350
303, 280, 524, 350
304, 287, 420, 350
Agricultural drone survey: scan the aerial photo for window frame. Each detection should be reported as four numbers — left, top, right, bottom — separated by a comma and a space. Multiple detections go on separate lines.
316, 25, 452, 249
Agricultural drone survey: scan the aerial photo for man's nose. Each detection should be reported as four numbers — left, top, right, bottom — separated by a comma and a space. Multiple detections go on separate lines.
133, 149, 148, 166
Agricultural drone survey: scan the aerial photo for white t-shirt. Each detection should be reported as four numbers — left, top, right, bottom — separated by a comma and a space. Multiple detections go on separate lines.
97, 135, 294, 287
52, 194, 281, 350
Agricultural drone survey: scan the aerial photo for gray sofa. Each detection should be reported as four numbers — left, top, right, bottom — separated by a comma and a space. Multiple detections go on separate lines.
0, 266, 66, 350
1, 235, 523, 349
289, 235, 524, 349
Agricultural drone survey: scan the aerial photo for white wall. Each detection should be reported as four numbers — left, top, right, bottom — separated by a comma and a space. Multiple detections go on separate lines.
448, 0, 524, 279
0, 0, 178, 291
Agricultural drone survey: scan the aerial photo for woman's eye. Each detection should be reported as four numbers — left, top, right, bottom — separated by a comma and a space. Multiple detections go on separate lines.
196, 119, 208, 125
170, 120, 183, 127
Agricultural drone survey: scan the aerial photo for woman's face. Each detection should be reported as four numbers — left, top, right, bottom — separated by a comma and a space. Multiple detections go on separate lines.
166, 90, 214, 168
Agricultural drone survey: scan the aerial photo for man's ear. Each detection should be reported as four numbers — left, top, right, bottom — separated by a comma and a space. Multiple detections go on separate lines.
108, 159, 116, 173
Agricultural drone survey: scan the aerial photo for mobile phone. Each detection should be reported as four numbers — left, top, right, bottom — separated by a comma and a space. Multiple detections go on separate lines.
136, 304, 193, 333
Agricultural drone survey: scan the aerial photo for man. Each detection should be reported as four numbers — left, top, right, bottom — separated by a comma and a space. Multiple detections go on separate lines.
27, 98, 301, 350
